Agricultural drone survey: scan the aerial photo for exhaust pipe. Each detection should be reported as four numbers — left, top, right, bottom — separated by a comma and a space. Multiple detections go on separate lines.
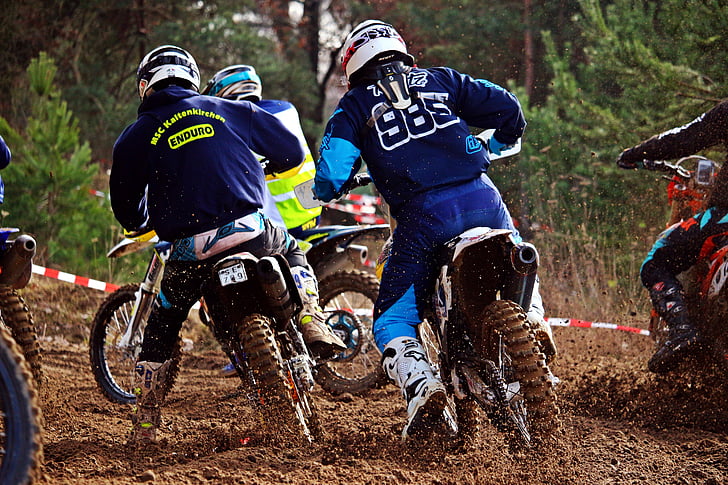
0, 235, 36, 289
504, 242, 539, 311
344, 244, 369, 266
510, 242, 539, 275
257, 256, 297, 323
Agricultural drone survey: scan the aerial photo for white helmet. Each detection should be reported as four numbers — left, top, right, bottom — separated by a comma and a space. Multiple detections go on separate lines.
202, 65, 262, 102
136, 45, 200, 100
341, 20, 414, 84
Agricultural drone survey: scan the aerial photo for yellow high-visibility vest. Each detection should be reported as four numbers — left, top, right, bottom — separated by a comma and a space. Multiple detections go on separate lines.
257, 100, 321, 229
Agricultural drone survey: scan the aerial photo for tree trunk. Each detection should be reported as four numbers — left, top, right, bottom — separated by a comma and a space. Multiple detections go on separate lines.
523, 0, 534, 98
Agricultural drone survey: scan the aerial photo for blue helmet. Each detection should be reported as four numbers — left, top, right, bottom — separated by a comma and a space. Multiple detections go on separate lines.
202, 65, 262, 102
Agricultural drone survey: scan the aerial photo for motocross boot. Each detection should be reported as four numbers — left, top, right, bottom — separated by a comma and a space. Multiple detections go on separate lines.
130, 360, 173, 443
526, 279, 558, 364
647, 283, 701, 374
290, 265, 347, 360
382, 337, 449, 440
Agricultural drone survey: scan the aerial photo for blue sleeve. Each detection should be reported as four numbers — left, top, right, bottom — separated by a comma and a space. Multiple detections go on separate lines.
247, 104, 305, 173
313, 107, 362, 202
439, 68, 526, 145
110, 124, 149, 231
0, 135, 11, 169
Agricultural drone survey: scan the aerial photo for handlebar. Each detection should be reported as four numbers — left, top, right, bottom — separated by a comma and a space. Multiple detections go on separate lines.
639, 160, 691, 179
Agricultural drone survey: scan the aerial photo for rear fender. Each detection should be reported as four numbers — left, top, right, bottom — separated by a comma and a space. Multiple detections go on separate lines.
302, 224, 390, 277
444, 227, 537, 332
201, 252, 266, 339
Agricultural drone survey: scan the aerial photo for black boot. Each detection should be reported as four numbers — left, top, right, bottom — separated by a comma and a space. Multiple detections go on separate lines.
647, 284, 700, 373
648, 319, 700, 373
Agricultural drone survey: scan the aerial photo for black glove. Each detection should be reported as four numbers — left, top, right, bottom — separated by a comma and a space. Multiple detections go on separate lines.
616, 150, 639, 169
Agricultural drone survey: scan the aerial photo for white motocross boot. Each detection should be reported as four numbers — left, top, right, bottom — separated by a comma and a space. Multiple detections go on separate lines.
526, 277, 558, 363
382, 337, 448, 440
130, 360, 173, 443
291, 265, 346, 359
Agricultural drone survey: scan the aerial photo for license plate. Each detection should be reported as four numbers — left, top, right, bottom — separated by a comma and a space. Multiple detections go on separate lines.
218, 263, 247, 286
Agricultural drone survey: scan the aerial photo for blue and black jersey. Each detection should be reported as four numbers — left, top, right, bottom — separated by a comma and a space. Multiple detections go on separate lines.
619, 100, 728, 164
314, 67, 525, 217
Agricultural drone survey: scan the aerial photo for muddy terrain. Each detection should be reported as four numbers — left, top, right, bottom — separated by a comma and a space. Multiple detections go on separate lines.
19, 278, 728, 484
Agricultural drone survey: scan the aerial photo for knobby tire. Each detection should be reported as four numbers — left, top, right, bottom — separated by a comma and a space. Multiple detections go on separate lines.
316, 270, 387, 395
484, 300, 560, 440
237, 314, 320, 444
0, 288, 42, 387
89, 284, 181, 404
0, 324, 43, 484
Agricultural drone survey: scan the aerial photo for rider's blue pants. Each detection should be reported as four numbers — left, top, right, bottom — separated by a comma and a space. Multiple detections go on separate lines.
373, 175, 519, 351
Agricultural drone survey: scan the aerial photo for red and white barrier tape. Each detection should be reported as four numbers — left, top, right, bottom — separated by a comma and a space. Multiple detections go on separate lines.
28, 265, 651, 336
354, 214, 387, 224
546, 317, 650, 336
344, 193, 381, 205
326, 202, 377, 215
32, 264, 120, 293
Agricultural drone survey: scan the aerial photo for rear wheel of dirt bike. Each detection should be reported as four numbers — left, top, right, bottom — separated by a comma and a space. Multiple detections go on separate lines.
0, 324, 43, 485
316, 270, 387, 395
89, 284, 181, 404
238, 314, 321, 444
0, 288, 42, 388
483, 300, 560, 443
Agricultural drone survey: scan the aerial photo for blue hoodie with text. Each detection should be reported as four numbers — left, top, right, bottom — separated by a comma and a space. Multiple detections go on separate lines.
111, 86, 304, 241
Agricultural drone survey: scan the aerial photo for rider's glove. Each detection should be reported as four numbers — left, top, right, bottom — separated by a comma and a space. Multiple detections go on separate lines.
616, 150, 639, 169
487, 135, 511, 156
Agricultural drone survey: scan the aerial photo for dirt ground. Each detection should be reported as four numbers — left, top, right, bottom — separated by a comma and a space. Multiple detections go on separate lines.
18, 278, 728, 484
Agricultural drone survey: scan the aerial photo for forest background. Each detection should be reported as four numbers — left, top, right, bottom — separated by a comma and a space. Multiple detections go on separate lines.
0, 0, 726, 323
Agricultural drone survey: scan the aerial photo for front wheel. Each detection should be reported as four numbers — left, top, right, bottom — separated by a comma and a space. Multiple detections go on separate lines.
316, 270, 387, 395
0, 324, 43, 484
89, 284, 181, 404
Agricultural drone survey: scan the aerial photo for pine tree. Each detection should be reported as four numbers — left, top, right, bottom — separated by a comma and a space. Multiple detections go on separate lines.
0, 52, 118, 279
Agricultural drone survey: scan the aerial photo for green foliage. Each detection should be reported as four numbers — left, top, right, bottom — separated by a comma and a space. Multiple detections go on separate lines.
488, 0, 728, 300
0, 53, 119, 280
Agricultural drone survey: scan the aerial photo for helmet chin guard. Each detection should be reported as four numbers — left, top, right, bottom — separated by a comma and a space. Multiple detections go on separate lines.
376, 62, 412, 110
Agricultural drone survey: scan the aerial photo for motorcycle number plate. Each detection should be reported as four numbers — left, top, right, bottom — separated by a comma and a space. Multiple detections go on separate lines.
218, 263, 248, 286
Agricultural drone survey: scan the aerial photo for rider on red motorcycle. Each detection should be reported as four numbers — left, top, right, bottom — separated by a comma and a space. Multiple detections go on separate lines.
617, 99, 728, 373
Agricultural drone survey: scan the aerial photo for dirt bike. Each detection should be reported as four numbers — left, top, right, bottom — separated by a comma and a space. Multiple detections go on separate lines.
0, 323, 43, 484
642, 156, 728, 373
0, 228, 42, 387
94, 227, 325, 442
417, 226, 559, 447
0, 228, 42, 483
298, 135, 559, 447
195, 248, 325, 442
90, 221, 389, 404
